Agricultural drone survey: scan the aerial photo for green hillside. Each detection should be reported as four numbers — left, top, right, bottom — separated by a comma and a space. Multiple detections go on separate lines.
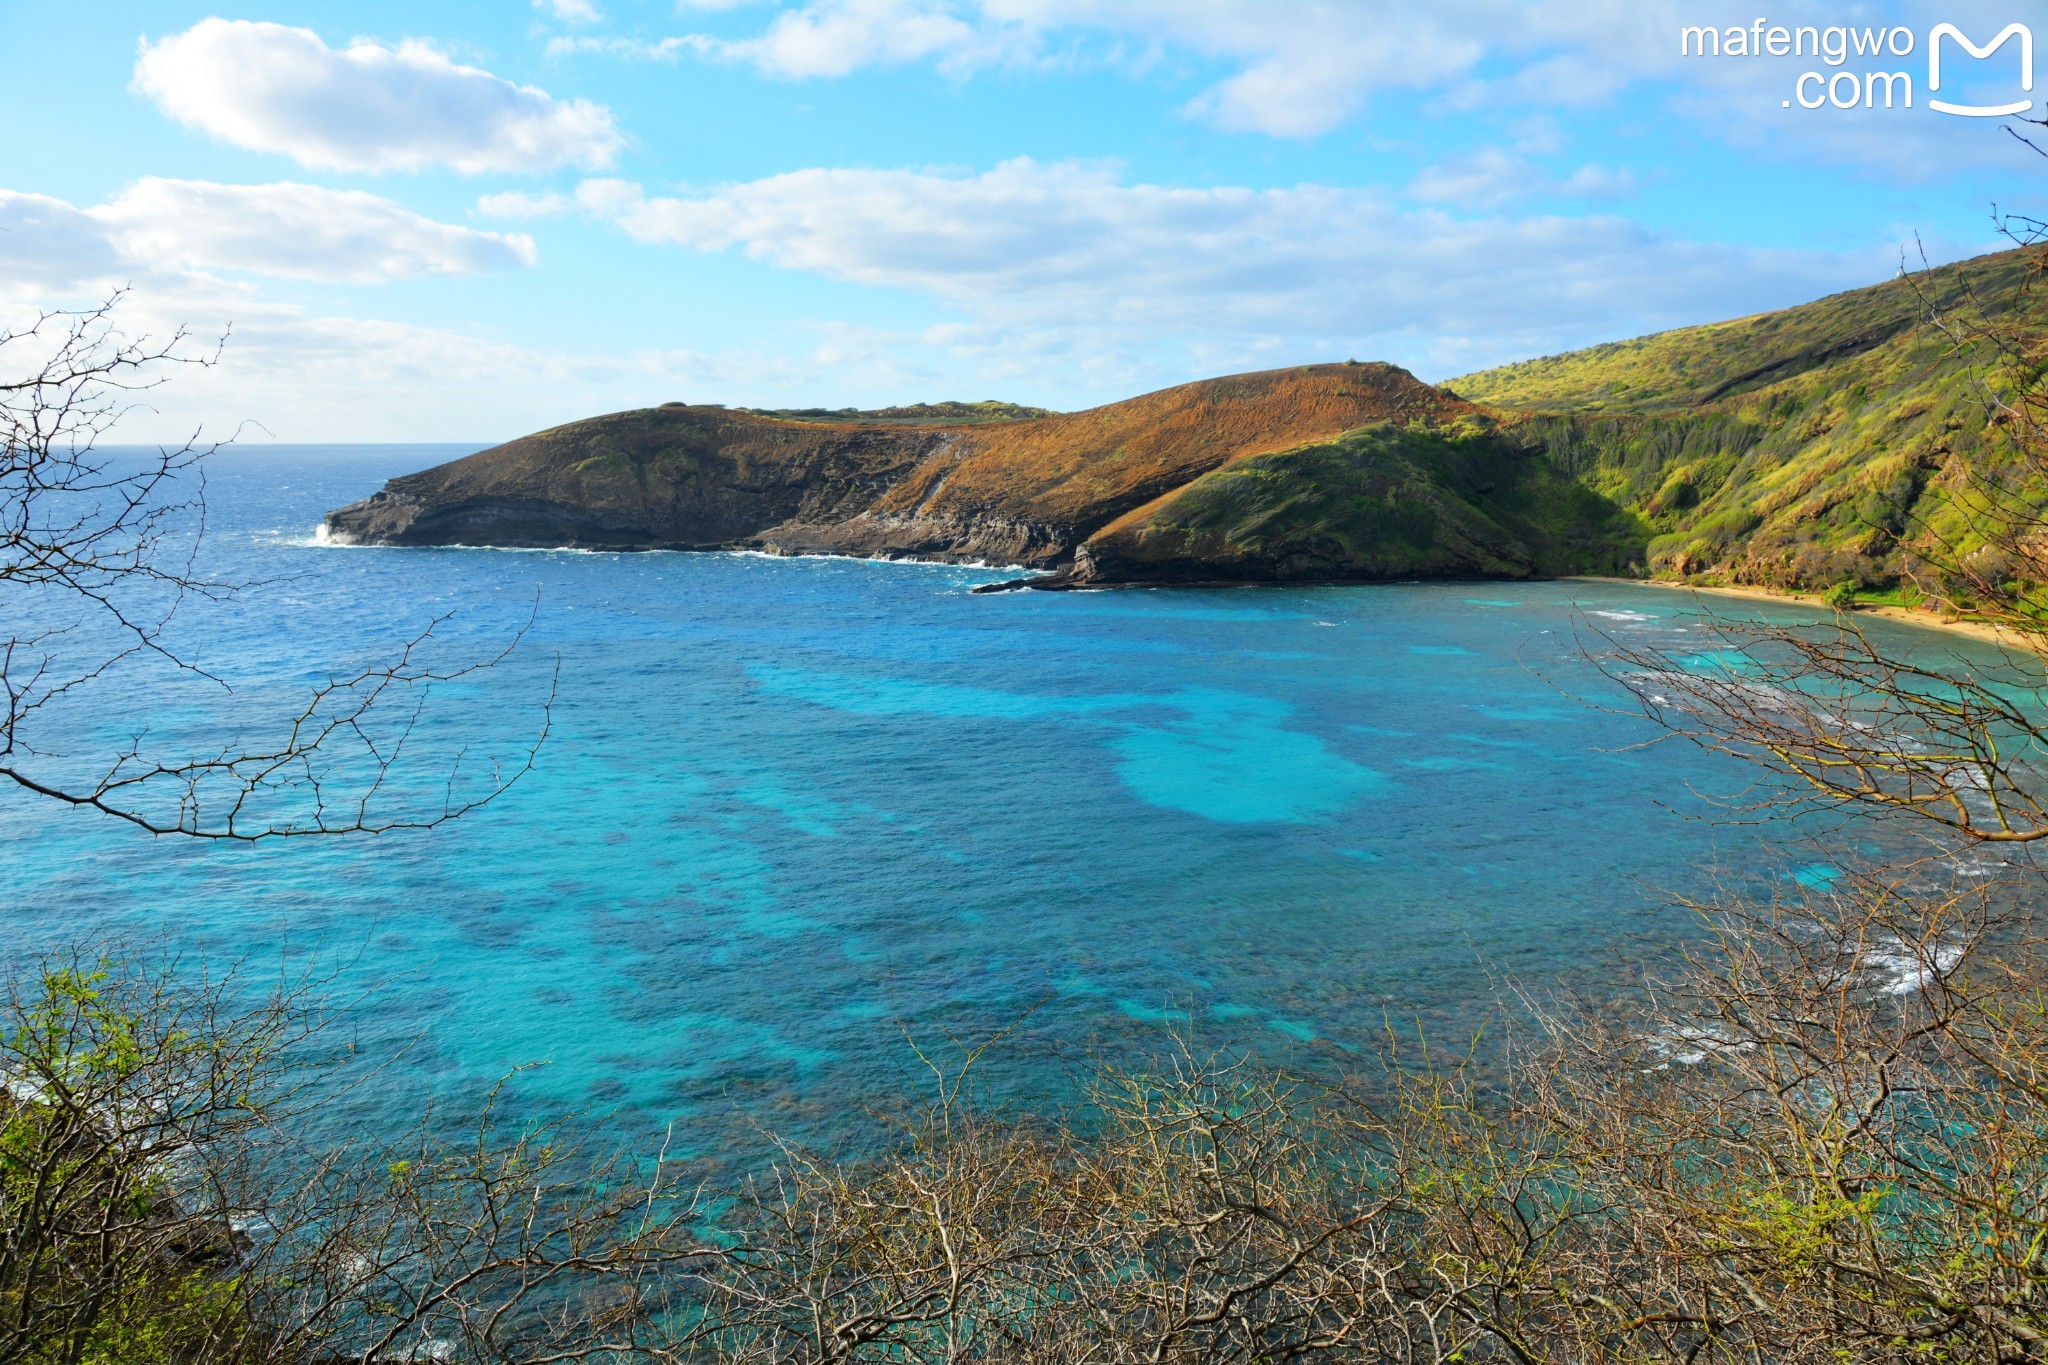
1075, 416, 1648, 585
1450, 247, 2045, 598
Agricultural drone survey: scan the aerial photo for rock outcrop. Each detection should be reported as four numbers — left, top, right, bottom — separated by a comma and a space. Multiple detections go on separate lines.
325, 362, 1647, 586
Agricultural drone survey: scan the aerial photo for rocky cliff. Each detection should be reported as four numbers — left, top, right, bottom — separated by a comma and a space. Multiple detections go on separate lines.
326, 362, 1644, 586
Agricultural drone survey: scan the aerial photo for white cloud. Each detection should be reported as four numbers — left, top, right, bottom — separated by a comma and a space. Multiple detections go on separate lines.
700, 0, 988, 77
0, 194, 128, 292
1408, 149, 1637, 208
133, 18, 624, 173
0, 183, 815, 442
544, 35, 703, 61
0, 181, 1026, 441
490, 158, 1898, 373
95, 179, 536, 283
5, 182, 535, 290
535, 0, 604, 23
598, 0, 2034, 168
1561, 163, 1637, 197
1407, 149, 1542, 209
476, 189, 579, 219
650, 0, 1677, 133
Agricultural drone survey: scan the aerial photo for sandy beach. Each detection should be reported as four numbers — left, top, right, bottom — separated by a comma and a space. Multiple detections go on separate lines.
1566, 576, 2043, 652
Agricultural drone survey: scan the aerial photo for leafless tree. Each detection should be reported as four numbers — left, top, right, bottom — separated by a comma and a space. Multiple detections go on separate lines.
27, 901, 2048, 1365
1506, 131, 2048, 1358
0, 292, 551, 840
1575, 198, 2048, 847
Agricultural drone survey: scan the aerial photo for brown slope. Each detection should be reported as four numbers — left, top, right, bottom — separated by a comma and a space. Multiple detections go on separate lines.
323, 362, 1480, 566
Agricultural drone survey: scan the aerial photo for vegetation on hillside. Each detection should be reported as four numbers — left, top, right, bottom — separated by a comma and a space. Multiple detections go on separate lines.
733, 400, 1055, 426
1453, 248, 2048, 602
1073, 415, 1649, 584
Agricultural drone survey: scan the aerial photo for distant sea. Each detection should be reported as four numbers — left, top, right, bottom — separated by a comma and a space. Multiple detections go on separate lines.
0, 445, 1990, 1158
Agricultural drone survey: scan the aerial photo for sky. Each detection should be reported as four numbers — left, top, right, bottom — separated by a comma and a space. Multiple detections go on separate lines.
2, 1, 2044, 441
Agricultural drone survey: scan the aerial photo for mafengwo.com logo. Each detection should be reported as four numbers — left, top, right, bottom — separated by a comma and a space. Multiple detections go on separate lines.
1682, 20, 2031, 115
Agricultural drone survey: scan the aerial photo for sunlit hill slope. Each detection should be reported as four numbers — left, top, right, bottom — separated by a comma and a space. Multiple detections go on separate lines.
326, 248, 2044, 595
1449, 246, 2044, 599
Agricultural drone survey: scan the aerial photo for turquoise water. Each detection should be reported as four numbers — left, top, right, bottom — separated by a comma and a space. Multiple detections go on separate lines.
0, 446, 1968, 1153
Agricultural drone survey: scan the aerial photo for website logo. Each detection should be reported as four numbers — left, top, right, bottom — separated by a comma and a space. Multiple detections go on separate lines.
1929, 23, 2032, 116
1678, 20, 2034, 117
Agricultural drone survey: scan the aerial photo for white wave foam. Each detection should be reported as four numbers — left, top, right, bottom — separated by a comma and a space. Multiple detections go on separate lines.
1622, 669, 1814, 719
1864, 937, 1965, 995
302, 522, 366, 548
723, 548, 1035, 573
290, 533, 1052, 577
1642, 1025, 1755, 1068
1591, 609, 1657, 622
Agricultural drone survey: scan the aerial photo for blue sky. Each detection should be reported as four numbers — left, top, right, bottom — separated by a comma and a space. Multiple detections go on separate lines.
2, 1, 2042, 440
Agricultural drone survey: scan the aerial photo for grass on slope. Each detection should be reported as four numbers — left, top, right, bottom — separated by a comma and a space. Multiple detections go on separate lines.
1085, 418, 1650, 582
1450, 252, 2030, 414
1444, 248, 2048, 596
732, 401, 1056, 426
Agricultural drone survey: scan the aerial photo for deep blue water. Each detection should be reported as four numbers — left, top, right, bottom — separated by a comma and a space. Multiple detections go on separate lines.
0, 445, 1982, 1155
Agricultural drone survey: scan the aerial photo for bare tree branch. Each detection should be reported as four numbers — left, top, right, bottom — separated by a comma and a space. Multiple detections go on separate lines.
0, 292, 550, 839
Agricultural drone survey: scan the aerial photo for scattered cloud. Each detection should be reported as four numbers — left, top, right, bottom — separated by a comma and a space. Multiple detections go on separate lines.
534, 0, 604, 23
0, 180, 1052, 441
0, 182, 826, 442
1408, 149, 1637, 208
543, 34, 704, 61
4, 182, 534, 288
482, 158, 1895, 373
547, 0, 2034, 170
621, 0, 1682, 135
1407, 150, 1543, 209
133, 18, 624, 173
1561, 163, 1637, 197
0, 178, 549, 436
476, 189, 580, 219
693, 0, 990, 78
97, 179, 537, 282
0, 194, 130, 294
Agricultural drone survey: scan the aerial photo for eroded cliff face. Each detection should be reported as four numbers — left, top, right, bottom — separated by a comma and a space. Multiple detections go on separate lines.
322, 363, 1496, 574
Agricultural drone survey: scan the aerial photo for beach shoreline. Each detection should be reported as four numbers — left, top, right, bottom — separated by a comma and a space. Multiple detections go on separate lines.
1566, 576, 2039, 651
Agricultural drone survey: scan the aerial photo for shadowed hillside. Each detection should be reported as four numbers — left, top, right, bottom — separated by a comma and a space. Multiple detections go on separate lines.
1067, 416, 1645, 585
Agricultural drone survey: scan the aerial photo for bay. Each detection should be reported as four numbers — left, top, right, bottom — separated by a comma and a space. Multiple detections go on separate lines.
0, 445, 1981, 1156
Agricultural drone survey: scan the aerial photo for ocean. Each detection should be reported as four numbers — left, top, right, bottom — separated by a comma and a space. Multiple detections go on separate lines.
0, 444, 1976, 1158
